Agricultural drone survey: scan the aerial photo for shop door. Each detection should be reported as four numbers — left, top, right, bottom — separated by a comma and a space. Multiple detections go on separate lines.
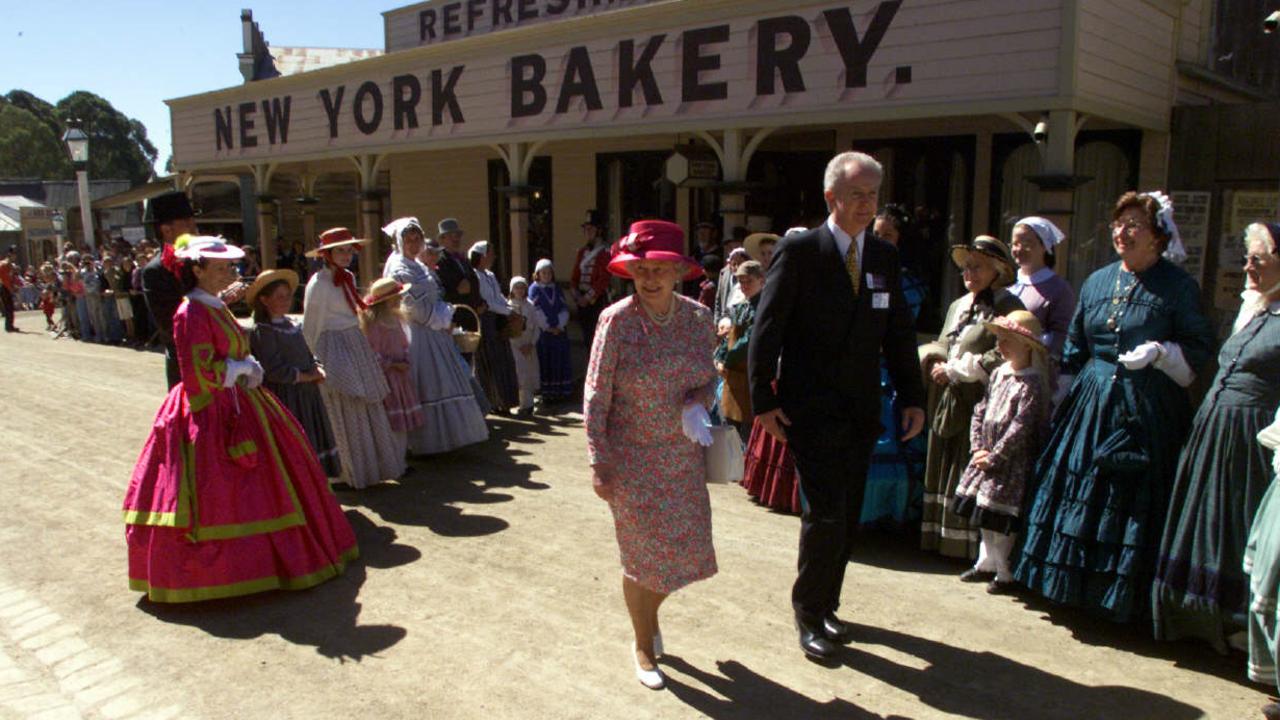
596, 152, 676, 239
488, 156, 553, 280
744, 151, 835, 232
854, 136, 975, 334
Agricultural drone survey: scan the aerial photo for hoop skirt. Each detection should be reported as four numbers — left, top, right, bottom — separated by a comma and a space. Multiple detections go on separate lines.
741, 416, 801, 513
123, 297, 358, 603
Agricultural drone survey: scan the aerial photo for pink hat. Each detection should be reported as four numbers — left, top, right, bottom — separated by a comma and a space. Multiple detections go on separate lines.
607, 220, 701, 281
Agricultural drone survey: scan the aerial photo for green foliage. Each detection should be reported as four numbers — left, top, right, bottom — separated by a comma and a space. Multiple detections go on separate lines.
0, 89, 159, 186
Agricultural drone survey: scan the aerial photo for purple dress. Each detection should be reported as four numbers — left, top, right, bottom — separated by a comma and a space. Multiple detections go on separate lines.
585, 296, 719, 594
1009, 268, 1076, 361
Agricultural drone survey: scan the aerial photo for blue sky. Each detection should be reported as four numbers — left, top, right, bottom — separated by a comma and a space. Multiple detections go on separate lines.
1, 1, 390, 175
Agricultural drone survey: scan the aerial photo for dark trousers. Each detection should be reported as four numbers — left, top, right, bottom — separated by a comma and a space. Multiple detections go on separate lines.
578, 298, 606, 349
786, 411, 876, 625
0, 286, 14, 332
164, 344, 181, 389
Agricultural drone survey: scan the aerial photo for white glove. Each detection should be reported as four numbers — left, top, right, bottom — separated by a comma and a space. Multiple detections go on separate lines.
944, 352, 990, 384
224, 358, 264, 389
242, 356, 265, 389
1118, 342, 1161, 370
1152, 342, 1194, 388
681, 403, 714, 447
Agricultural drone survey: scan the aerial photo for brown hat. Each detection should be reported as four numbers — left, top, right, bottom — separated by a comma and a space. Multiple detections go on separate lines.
951, 235, 1016, 288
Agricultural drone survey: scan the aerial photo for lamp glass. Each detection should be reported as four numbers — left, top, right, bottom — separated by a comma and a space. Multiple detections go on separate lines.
63, 128, 89, 164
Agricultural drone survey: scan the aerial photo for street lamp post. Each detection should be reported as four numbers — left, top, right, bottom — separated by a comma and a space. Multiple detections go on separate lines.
61, 121, 95, 253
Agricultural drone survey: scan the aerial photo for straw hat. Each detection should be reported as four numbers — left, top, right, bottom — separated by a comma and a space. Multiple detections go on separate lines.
362, 278, 411, 308
743, 233, 780, 263
244, 268, 299, 308
172, 234, 244, 261
951, 235, 1016, 288
984, 310, 1047, 353
306, 227, 370, 258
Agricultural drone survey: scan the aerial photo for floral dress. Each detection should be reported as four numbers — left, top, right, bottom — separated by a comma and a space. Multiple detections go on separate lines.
585, 295, 719, 594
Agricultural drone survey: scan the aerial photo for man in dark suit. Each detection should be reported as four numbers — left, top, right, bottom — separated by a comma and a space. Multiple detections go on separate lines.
748, 152, 926, 662
434, 217, 484, 332
141, 192, 197, 388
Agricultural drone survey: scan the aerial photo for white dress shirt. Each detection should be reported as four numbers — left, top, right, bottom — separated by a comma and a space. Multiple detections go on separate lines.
826, 216, 865, 266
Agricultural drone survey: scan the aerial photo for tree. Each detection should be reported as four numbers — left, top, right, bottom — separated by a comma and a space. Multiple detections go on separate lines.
0, 89, 160, 186
0, 100, 70, 179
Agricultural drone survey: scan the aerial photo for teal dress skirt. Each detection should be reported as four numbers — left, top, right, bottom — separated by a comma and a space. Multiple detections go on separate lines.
1153, 307, 1280, 651
1014, 259, 1214, 623
1245, 409, 1280, 690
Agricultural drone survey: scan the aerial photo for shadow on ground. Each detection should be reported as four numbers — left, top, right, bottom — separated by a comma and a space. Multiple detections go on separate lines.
849, 528, 969, 577
138, 509, 416, 661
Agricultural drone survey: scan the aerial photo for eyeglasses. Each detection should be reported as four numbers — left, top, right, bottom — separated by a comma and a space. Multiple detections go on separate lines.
1246, 254, 1277, 266
1111, 220, 1151, 234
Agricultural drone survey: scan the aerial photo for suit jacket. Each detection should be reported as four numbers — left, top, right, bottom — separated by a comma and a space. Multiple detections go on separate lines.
748, 222, 924, 432
141, 252, 183, 349
435, 251, 483, 331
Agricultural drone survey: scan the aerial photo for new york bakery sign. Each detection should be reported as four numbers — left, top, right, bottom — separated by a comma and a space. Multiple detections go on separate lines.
172, 1, 1056, 167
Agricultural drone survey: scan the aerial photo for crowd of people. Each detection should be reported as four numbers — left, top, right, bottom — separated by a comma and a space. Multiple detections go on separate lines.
6, 156, 1277, 712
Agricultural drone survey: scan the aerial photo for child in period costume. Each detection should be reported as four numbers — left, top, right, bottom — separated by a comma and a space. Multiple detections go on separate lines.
247, 269, 341, 478
529, 259, 573, 404
303, 228, 406, 488
951, 310, 1050, 594
123, 235, 358, 602
361, 278, 425, 460
508, 276, 542, 417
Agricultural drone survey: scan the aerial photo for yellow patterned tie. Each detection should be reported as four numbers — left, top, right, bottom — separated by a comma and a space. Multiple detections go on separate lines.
845, 242, 861, 296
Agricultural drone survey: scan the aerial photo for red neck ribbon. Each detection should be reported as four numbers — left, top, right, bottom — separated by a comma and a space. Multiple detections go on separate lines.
321, 251, 366, 314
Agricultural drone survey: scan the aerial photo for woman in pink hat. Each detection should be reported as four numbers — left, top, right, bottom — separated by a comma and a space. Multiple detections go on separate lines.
584, 220, 719, 690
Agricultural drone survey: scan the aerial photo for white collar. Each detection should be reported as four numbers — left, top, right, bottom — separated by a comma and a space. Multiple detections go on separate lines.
188, 288, 225, 309
826, 217, 864, 259
1016, 267, 1055, 285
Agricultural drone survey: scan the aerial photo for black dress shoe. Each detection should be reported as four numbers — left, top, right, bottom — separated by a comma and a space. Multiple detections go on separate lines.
823, 613, 852, 644
797, 621, 838, 661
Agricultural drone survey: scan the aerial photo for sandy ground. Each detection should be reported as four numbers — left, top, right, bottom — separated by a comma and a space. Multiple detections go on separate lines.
0, 308, 1271, 720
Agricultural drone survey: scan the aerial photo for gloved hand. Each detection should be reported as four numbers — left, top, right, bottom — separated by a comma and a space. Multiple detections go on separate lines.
242, 356, 265, 389
1118, 342, 1162, 370
944, 352, 990, 384
681, 403, 713, 447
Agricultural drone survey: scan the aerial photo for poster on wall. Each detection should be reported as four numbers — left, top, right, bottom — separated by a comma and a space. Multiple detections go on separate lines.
1170, 191, 1210, 285
1215, 190, 1279, 310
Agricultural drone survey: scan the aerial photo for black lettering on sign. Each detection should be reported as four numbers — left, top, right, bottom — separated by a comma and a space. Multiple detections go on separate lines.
393, 75, 422, 130
261, 97, 292, 144
511, 54, 548, 118
214, 106, 233, 151
432, 66, 466, 125
466, 0, 485, 31
556, 46, 603, 113
420, 9, 437, 41
824, 1, 901, 89
492, 0, 513, 26
238, 102, 258, 148
757, 16, 810, 95
517, 0, 538, 21
618, 35, 665, 108
354, 81, 383, 135
319, 86, 346, 139
443, 3, 462, 36
545, 0, 570, 14
682, 25, 730, 102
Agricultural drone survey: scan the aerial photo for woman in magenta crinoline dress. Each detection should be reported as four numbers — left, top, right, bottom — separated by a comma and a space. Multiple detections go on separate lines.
123, 235, 358, 603
741, 380, 801, 514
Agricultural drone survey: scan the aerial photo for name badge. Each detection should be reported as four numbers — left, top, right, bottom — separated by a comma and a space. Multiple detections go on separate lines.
872, 292, 890, 310
866, 273, 888, 290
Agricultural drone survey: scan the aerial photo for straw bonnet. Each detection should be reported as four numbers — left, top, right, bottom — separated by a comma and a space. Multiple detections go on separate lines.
984, 310, 1047, 353
362, 278, 411, 308
951, 235, 1017, 288
244, 268, 299, 308
743, 233, 780, 263
306, 227, 370, 258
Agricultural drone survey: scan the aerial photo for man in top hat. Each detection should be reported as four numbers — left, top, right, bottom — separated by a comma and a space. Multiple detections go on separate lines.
0, 246, 18, 333
571, 209, 611, 347
434, 218, 484, 336
749, 151, 925, 662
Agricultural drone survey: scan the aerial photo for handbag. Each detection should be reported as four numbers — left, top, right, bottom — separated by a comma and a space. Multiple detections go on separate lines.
705, 425, 745, 484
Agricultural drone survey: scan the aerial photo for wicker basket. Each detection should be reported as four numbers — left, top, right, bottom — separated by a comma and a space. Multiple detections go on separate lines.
452, 304, 482, 354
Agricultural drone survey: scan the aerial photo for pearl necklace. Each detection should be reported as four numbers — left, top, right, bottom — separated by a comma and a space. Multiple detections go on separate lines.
641, 294, 677, 327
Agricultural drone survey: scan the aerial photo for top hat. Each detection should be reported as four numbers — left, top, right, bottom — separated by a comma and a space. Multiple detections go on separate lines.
582, 209, 606, 229
146, 192, 195, 224
437, 218, 464, 237
607, 220, 702, 281
306, 227, 370, 258
951, 235, 1016, 288
245, 268, 299, 308
362, 278, 411, 308
984, 310, 1047, 353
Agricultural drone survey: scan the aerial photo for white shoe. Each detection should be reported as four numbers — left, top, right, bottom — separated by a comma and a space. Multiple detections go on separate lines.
633, 645, 665, 690
653, 632, 663, 658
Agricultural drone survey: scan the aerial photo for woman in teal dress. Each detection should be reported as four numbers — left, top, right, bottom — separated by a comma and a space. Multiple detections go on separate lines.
1154, 222, 1280, 651
1014, 191, 1215, 623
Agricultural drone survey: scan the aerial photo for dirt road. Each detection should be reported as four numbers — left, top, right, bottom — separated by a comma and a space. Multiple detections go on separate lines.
0, 310, 1268, 719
